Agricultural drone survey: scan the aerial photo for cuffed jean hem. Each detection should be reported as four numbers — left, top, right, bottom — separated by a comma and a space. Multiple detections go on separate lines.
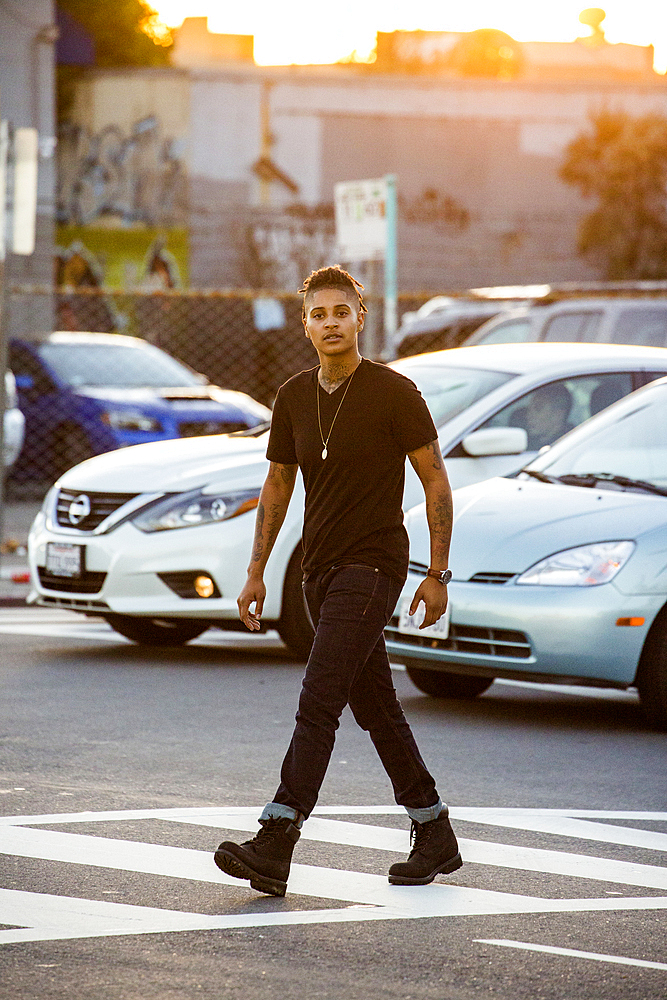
260, 802, 305, 828
406, 797, 444, 824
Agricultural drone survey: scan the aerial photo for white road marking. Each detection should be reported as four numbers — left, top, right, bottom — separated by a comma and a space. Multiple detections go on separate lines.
476, 938, 667, 972
452, 808, 667, 853
0, 609, 284, 649
1, 808, 667, 943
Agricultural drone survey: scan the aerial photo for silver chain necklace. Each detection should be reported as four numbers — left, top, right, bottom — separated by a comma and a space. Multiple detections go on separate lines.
316, 362, 361, 460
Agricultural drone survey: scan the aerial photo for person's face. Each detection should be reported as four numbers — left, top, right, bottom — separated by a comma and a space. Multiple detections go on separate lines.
526, 392, 568, 439
302, 287, 363, 359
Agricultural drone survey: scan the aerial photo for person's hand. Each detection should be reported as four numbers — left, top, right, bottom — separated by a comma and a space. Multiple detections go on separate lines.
409, 577, 448, 630
238, 575, 266, 631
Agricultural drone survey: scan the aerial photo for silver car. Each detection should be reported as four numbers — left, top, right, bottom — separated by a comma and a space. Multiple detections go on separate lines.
386, 377, 667, 729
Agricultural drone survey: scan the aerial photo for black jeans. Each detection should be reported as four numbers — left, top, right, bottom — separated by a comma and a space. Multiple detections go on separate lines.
269, 563, 440, 821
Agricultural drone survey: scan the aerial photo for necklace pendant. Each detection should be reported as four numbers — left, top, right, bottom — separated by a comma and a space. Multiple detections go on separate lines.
322, 447, 328, 460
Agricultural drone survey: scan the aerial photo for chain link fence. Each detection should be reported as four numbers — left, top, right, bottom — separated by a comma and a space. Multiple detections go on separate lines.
2, 285, 430, 510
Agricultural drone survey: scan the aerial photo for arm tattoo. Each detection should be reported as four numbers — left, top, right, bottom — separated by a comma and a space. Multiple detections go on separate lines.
250, 502, 266, 564
428, 488, 453, 563
426, 441, 442, 471
249, 464, 296, 566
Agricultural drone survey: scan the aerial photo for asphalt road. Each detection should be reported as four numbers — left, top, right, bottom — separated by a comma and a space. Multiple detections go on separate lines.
1, 608, 666, 1000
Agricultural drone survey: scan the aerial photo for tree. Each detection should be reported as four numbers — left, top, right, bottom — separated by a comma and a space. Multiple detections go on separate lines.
560, 109, 667, 279
57, 1, 172, 120
58, 1, 172, 66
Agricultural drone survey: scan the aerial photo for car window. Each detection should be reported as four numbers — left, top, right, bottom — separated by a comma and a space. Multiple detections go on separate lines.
395, 365, 513, 427
477, 372, 634, 451
8, 343, 55, 393
473, 318, 533, 345
531, 382, 667, 489
37, 342, 202, 388
610, 308, 667, 348
541, 311, 602, 343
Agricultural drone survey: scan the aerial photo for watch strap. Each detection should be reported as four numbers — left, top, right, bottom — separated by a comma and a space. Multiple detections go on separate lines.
427, 568, 452, 585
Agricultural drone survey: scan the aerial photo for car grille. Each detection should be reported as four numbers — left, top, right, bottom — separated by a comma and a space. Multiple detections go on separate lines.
38, 567, 107, 594
468, 572, 515, 584
56, 490, 138, 531
386, 620, 532, 659
178, 421, 249, 437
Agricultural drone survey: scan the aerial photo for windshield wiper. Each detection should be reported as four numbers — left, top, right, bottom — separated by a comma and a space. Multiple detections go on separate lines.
555, 472, 667, 498
521, 469, 560, 484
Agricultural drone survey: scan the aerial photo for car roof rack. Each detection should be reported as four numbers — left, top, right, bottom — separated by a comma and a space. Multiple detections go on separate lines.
468, 281, 667, 304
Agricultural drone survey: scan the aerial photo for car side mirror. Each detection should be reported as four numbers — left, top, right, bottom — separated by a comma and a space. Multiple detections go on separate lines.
14, 374, 34, 391
462, 427, 528, 457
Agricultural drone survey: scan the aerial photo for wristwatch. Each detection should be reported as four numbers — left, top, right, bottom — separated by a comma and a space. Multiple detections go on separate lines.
427, 568, 453, 585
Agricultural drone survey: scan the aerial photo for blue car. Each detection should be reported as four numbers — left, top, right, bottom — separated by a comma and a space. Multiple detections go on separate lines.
386, 376, 667, 729
9, 331, 271, 480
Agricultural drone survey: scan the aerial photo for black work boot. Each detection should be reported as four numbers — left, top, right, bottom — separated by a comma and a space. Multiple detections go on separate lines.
388, 808, 462, 885
214, 817, 301, 897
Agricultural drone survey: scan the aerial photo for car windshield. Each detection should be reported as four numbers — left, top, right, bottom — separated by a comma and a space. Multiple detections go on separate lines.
474, 318, 532, 345
523, 380, 667, 491
38, 342, 202, 388
393, 364, 512, 426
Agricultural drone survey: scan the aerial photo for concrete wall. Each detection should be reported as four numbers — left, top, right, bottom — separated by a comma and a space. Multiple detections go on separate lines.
64, 64, 667, 291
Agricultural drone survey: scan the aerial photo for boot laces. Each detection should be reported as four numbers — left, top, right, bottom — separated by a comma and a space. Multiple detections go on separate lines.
246, 817, 289, 846
408, 819, 434, 857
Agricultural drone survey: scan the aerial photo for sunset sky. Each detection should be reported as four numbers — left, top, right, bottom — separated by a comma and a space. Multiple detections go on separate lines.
151, 0, 667, 72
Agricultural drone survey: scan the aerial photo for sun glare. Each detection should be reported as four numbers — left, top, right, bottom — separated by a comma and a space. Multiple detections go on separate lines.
151, 1, 667, 73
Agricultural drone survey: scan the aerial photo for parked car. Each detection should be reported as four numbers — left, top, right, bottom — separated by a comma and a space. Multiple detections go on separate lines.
9, 332, 271, 480
3, 371, 25, 469
26, 343, 667, 657
465, 296, 667, 350
395, 298, 522, 358
385, 376, 667, 729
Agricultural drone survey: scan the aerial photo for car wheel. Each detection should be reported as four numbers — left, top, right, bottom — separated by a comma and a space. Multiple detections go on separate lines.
404, 661, 493, 699
636, 619, 667, 731
103, 615, 208, 646
277, 544, 314, 660
52, 423, 95, 477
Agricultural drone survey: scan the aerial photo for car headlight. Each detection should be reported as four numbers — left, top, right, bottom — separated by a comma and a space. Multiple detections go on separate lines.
40, 485, 57, 515
131, 488, 260, 532
516, 540, 635, 587
101, 410, 163, 432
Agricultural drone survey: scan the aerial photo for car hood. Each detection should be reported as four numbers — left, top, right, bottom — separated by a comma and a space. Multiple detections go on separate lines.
58, 433, 269, 493
75, 385, 269, 412
406, 476, 667, 579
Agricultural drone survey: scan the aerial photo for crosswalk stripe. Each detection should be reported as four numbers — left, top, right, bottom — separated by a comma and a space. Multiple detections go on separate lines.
476, 938, 667, 971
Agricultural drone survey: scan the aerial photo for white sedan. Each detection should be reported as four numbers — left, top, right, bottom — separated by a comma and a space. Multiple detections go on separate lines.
27, 343, 667, 654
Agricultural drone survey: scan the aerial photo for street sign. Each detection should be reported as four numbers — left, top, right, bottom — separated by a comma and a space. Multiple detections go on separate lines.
334, 177, 388, 261
334, 176, 398, 357
12, 127, 38, 256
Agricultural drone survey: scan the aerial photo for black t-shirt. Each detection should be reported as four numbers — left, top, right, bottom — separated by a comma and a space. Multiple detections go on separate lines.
266, 358, 437, 581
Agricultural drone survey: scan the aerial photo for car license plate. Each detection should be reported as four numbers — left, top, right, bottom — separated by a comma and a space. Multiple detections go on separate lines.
46, 542, 83, 578
397, 596, 451, 639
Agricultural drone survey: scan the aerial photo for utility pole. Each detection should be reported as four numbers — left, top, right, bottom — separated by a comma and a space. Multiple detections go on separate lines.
0, 110, 8, 568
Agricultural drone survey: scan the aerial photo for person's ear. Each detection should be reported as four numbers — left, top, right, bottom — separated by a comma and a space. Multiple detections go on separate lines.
302, 315, 310, 339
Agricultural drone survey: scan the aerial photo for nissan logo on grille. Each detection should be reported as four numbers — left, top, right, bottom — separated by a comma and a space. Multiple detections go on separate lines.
68, 494, 91, 525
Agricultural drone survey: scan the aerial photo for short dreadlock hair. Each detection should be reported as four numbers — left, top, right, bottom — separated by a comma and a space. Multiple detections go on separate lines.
299, 266, 367, 318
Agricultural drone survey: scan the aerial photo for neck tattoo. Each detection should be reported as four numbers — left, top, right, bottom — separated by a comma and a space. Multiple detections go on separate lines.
316, 360, 361, 460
